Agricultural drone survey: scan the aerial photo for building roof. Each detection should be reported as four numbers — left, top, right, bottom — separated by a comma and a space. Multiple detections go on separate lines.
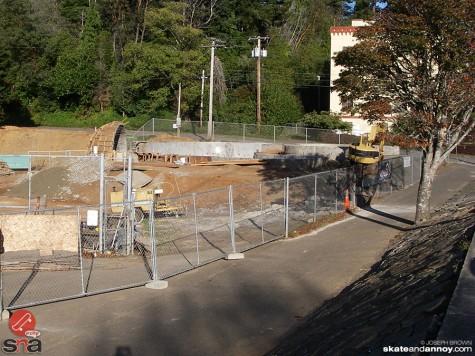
330, 26, 357, 34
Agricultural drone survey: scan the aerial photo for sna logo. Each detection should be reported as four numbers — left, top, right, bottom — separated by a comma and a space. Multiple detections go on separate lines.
2, 309, 42, 353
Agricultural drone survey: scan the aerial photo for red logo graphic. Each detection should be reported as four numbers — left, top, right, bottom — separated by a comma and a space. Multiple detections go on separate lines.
9, 310, 36, 337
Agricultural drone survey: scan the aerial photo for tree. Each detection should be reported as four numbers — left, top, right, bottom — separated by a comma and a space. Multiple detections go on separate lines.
334, 0, 475, 222
110, 2, 207, 119
47, 8, 103, 110
0, 0, 41, 123
301, 111, 352, 131
261, 30, 302, 125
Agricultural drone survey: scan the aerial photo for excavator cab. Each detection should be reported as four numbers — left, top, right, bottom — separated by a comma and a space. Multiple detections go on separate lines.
348, 124, 386, 165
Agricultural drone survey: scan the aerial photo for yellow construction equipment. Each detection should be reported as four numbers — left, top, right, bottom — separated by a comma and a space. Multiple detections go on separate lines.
110, 188, 179, 221
348, 124, 386, 165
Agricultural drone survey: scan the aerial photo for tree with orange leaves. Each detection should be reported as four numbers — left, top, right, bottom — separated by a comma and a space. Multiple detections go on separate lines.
333, 0, 475, 222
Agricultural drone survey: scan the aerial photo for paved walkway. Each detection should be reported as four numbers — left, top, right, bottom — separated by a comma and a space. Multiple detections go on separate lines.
0, 161, 473, 356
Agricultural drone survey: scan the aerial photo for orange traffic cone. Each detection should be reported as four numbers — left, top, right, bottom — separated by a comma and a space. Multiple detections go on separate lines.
344, 189, 351, 209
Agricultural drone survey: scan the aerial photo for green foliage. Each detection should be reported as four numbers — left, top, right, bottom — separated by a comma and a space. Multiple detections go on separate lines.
32, 109, 122, 127
260, 30, 302, 125
300, 111, 352, 131
215, 87, 256, 124
0, 0, 341, 127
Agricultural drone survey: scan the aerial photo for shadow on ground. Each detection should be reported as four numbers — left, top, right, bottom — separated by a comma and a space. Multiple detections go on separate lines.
266, 184, 475, 356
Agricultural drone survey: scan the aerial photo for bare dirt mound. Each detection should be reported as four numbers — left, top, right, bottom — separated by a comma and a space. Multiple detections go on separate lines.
0, 126, 91, 154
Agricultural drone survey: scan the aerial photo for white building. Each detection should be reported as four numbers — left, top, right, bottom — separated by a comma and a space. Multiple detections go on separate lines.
330, 20, 371, 135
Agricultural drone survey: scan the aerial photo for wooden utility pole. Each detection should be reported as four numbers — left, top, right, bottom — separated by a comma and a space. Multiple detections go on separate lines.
249, 36, 269, 130
202, 39, 225, 140
176, 82, 181, 137
199, 69, 207, 127
208, 41, 215, 139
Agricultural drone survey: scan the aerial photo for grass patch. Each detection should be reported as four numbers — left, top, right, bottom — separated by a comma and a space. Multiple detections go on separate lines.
288, 210, 352, 238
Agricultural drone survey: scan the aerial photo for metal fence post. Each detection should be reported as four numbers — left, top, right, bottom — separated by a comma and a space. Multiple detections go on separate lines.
335, 170, 338, 211
145, 198, 168, 289
149, 200, 158, 282
259, 182, 265, 243
193, 193, 200, 265
78, 207, 86, 295
243, 123, 246, 142
99, 154, 105, 253
351, 166, 356, 208
126, 154, 134, 255
273, 125, 276, 143
228, 186, 236, 253
285, 177, 289, 238
28, 155, 32, 212
410, 154, 414, 185
226, 186, 243, 260
313, 174, 318, 222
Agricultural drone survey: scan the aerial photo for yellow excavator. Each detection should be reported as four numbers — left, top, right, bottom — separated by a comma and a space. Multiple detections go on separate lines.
348, 124, 386, 165
110, 188, 179, 222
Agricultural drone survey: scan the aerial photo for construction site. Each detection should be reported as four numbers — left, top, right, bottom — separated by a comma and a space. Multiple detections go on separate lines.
0, 123, 340, 207
0, 121, 412, 310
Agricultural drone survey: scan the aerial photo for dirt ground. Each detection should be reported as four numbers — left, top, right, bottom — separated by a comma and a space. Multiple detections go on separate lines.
0, 126, 311, 208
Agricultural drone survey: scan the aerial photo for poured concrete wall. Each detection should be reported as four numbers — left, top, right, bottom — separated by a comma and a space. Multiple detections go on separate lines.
284, 144, 400, 160
143, 141, 399, 161
144, 142, 284, 159
0, 215, 77, 253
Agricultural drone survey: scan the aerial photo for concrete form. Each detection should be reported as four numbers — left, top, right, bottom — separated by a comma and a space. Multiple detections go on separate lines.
138, 141, 399, 169
143, 141, 284, 160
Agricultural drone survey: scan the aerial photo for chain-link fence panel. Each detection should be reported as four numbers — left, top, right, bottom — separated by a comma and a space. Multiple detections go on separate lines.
315, 170, 338, 213
288, 174, 317, 233
259, 179, 286, 242
77, 204, 153, 295
335, 166, 356, 210
153, 191, 231, 279
212, 122, 246, 142
230, 183, 267, 251
152, 194, 207, 279
193, 188, 234, 255
1, 209, 84, 309
239, 124, 278, 143
132, 118, 361, 145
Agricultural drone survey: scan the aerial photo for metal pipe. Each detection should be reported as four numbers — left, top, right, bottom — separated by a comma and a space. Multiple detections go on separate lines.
228, 186, 236, 254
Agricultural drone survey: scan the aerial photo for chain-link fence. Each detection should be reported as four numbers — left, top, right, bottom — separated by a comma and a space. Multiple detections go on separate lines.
0, 155, 422, 310
130, 118, 358, 144
0, 200, 153, 310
